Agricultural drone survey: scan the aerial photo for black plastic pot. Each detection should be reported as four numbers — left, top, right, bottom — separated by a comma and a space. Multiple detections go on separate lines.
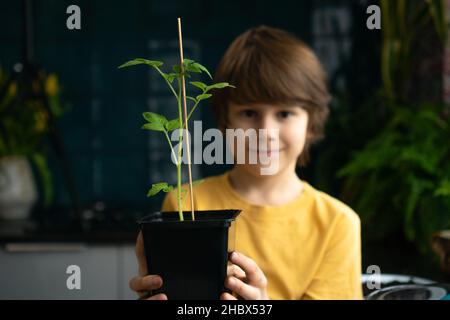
138, 209, 241, 300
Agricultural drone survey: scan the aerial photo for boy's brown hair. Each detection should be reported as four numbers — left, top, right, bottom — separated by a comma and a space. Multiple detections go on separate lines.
212, 25, 331, 166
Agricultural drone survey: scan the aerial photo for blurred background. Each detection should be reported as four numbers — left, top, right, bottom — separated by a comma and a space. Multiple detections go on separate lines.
0, 0, 449, 299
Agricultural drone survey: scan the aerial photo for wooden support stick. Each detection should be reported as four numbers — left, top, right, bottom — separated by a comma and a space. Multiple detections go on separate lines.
177, 17, 195, 221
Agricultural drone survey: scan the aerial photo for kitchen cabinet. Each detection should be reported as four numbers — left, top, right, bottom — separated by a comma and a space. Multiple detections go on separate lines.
0, 243, 138, 300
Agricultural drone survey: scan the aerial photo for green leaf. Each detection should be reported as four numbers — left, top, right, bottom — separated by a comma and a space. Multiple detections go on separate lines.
195, 64, 212, 79
187, 96, 197, 104
165, 119, 181, 131
404, 175, 433, 241
118, 58, 163, 69
163, 72, 177, 84
189, 81, 208, 90
142, 112, 168, 132
184, 59, 212, 79
147, 182, 173, 197
206, 82, 236, 91
172, 65, 192, 78
427, 0, 447, 41
142, 123, 165, 132
183, 59, 201, 73
31, 153, 53, 207
196, 93, 212, 102
172, 65, 182, 73
434, 179, 450, 197
143, 112, 168, 124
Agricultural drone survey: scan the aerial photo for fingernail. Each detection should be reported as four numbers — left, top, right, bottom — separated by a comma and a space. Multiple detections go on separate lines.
228, 277, 235, 285
231, 252, 238, 260
148, 276, 161, 286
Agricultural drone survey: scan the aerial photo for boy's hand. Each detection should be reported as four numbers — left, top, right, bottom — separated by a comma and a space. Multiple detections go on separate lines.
129, 274, 167, 300
221, 251, 269, 300
129, 231, 168, 300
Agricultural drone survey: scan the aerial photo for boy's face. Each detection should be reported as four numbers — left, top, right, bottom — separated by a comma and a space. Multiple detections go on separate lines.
225, 102, 309, 176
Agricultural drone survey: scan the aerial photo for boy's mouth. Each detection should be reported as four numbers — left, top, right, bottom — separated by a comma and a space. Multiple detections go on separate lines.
248, 148, 283, 156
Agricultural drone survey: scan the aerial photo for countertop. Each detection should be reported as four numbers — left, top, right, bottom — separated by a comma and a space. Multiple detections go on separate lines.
0, 205, 152, 244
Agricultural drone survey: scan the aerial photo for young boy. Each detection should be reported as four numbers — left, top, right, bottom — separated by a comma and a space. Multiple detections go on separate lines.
130, 25, 363, 300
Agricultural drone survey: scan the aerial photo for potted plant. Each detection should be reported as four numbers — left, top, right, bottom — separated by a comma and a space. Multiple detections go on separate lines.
332, 0, 450, 260
0, 66, 64, 219
118, 19, 241, 299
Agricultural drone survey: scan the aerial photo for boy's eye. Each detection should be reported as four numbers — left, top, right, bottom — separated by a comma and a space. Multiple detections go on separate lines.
241, 109, 257, 118
278, 111, 293, 119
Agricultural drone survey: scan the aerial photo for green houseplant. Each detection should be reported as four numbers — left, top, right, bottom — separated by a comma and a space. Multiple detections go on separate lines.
118, 58, 234, 220
118, 22, 241, 299
336, 0, 450, 256
0, 66, 64, 219
338, 102, 450, 253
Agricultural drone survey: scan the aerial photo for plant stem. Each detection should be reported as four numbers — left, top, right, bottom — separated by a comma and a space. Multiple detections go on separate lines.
182, 90, 206, 129
185, 101, 200, 126
155, 67, 179, 101
163, 130, 178, 166
154, 66, 186, 222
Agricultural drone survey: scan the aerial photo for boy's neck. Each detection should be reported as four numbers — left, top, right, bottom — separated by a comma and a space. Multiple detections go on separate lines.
228, 165, 303, 206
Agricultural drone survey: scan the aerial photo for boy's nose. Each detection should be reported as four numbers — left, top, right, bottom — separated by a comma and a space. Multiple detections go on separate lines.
257, 116, 280, 142
258, 115, 279, 131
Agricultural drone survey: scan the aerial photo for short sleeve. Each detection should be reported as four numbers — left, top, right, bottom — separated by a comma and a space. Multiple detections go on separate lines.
302, 210, 363, 300
161, 190, 177, 212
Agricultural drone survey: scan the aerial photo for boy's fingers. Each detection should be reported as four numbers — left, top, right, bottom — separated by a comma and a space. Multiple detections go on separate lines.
129, 275, 163, 292
145, 293, 168, 300
220, 292, 237, 300
230, 252, 267, 287
136, 231, 147, 275
225, 276, 259, 300
227, 263, 246, 280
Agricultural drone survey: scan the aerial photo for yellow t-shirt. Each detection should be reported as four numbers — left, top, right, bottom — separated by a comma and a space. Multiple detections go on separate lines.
161, 170, 363, 300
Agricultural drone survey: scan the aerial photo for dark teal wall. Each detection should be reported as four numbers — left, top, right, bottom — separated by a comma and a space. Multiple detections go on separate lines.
1, 1, 380, 214
0, 0, 314, 211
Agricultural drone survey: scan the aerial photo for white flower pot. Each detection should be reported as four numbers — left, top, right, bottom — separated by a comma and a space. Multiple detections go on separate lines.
0, 156, 38, 220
